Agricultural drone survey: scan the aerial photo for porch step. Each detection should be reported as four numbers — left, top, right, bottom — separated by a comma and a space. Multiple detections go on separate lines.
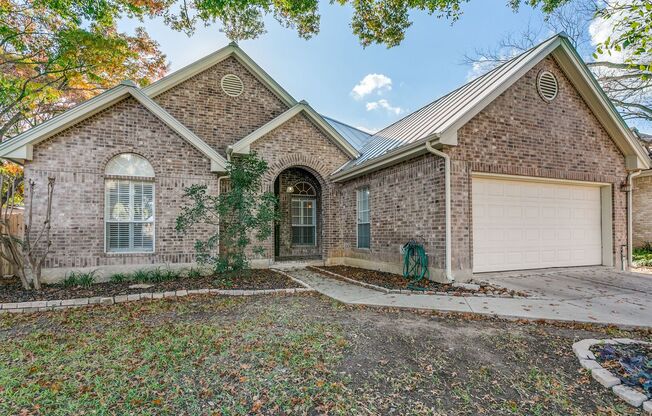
271, 259, 325, 270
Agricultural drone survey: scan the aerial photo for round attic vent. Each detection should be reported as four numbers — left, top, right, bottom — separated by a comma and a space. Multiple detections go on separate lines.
537, 71, 558, 102
220, 74, 244, 97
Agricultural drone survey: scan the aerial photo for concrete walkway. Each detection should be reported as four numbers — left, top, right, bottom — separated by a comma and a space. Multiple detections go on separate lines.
284, 268, 652, 328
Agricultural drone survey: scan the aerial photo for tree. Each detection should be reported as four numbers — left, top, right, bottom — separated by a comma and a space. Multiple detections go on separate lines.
0, 0, 167, 141
511, 0, 652, 72
0, 175, 55, 290
465, 0, 652, 124
176, 152, 280, 273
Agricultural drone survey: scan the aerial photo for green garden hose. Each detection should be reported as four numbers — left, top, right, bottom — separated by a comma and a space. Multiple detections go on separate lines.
402, 240, 429, 290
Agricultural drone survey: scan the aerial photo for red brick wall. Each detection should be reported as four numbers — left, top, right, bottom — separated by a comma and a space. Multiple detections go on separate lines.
153, 56, 289, 156
24, 97, 218, 269
331, 155, 447, 276
633, 175, 652, 248
448, 56, 628, 273
252, 112, 351, 261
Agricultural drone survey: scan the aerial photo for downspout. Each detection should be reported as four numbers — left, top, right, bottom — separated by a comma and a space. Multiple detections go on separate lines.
217, 174, 230, 255
626, 169, 643, 269
425, 140, 453, 282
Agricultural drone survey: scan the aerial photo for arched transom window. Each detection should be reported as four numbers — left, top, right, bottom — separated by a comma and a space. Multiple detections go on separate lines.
292, 181, 316, 196
104, 153, 155, 253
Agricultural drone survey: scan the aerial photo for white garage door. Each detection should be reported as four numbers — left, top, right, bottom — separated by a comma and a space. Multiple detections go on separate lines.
472, 177, 603, 273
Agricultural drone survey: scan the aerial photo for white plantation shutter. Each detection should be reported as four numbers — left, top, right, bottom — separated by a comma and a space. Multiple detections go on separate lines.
105, 154, 155, 253
105, 180, 154, 252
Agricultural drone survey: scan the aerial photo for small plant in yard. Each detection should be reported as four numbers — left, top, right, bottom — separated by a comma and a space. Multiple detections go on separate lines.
62, 271, 96, 288
176, 152, 280, 273
132, 269, 152, 283
633, 244, 652, 266
213, 273, 234, 288
149, 267, 179, 282
109, 272, 130, 283
187, 267, 202, 279
132, 267, 180, 283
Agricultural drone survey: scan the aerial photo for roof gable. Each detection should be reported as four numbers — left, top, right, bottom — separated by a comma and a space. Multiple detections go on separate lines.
228, 102, 360, 159
0, 83, 228, 171
347, 34, 649, 173
143, 43, 297, 108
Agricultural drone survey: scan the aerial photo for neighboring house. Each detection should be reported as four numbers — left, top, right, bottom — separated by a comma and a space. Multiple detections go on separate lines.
632, 130, 652, 248
0, 33, 648, 283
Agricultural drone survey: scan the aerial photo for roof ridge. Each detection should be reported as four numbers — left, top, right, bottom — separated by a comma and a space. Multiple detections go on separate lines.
369, 33, 561, 141
321, 115, 372, 136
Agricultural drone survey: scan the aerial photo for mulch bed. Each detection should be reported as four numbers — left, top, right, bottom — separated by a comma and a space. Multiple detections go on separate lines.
591, 342, 652, 398
0, 269, 301, 303
312, 265, 527, 297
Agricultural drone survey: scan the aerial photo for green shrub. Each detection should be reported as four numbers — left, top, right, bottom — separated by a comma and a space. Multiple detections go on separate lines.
109, 273, 130, 283
132, 267, 180, 283
632, 244, 652, 267
133, 269, 152, 283
149, 267, 179, 282
176, 152, 280, 273
188, 267, 202, 279
62, 271, 96, 288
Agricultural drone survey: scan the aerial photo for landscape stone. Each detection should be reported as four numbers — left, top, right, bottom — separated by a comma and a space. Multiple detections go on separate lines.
612, 385, 647, 407
592, 368, 621, 388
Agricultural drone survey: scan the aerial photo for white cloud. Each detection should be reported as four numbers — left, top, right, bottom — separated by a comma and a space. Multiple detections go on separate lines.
351, 74, 392, 100
355, 125, 378, 134
365, 99, 404, 115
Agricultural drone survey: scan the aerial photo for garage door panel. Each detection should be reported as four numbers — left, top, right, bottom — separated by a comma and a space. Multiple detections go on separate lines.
473, 177, 602, 273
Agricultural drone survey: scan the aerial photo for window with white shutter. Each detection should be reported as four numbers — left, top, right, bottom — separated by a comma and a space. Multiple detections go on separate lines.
104, 154, 155, 253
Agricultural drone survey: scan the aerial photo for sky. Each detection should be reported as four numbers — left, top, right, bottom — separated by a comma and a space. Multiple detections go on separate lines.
119, 1, 583, 133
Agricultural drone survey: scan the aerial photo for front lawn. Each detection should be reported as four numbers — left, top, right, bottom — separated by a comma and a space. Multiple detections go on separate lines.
1, 293, 650, 415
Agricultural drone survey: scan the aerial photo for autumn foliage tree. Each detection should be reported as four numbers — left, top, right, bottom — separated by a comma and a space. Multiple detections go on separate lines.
0, 0, 168, 140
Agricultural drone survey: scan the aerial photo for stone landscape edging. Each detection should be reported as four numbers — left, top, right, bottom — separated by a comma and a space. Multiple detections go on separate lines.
573, 338, 652, 412
0, 287, 313, 314
309, 266, 525, 298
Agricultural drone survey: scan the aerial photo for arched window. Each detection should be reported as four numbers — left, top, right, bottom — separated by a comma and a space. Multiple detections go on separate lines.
104, 153, 155, 253
291, 181, 316, 196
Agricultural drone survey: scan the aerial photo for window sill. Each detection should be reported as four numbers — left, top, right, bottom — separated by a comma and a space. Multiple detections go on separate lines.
105, 251, 155, 257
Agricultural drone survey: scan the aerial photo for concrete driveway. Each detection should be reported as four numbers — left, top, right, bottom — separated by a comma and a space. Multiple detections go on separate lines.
476, 267, 652, 326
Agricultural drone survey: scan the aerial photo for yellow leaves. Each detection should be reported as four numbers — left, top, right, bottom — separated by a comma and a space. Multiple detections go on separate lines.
250, 399, 263, 412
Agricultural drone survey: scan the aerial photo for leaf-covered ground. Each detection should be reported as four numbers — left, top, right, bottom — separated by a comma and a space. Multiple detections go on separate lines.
0, 269, 299, 302
0, 293, 650, 415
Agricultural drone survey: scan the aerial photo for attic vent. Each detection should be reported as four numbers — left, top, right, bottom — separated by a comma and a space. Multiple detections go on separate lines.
221, 74, 244, 97
537, 71, 558, 102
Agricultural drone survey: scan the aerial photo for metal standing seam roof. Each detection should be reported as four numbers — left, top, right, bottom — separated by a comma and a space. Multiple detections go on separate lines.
347, 35, 561, 167
321, 116, 373, 151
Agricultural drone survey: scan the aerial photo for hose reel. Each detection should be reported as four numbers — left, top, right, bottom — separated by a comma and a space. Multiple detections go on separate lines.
402, 240, 429, 290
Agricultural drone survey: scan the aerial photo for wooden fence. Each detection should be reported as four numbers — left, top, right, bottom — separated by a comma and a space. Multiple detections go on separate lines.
0, 209, 23, 277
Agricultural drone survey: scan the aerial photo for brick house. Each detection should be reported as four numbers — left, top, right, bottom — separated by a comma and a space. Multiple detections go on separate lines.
632, 132, 652, 249
0, 33, 648, 283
